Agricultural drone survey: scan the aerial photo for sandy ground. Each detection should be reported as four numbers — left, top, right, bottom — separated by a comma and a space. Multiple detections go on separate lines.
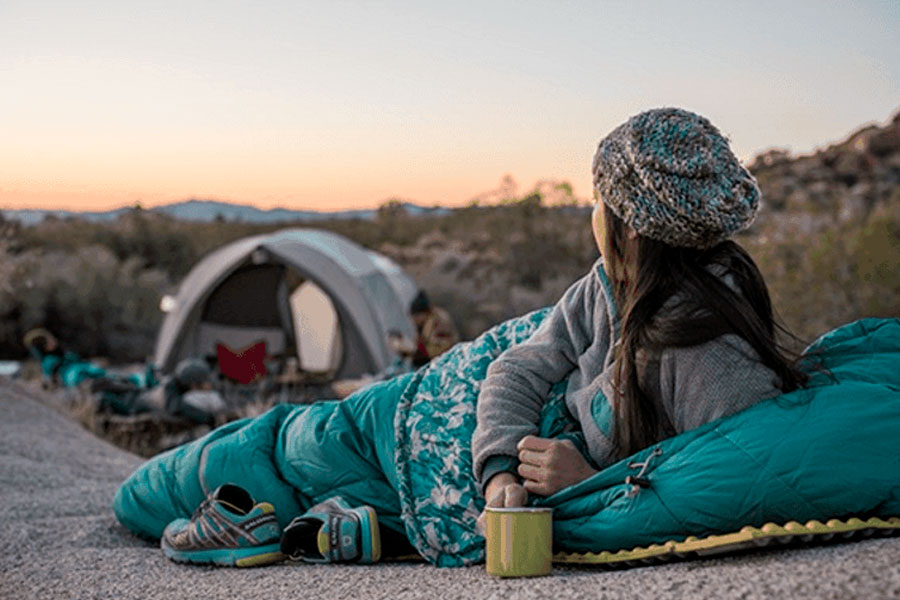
2, 378, 899, 600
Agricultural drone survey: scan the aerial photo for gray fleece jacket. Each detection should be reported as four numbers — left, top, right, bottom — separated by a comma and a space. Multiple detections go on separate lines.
471, 258, 782, 492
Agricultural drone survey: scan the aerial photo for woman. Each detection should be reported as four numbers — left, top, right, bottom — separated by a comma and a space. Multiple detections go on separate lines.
115, 107, 816, 568
474, 107, 808, 513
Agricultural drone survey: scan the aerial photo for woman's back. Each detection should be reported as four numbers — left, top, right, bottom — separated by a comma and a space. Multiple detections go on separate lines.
471, 255, 784, 487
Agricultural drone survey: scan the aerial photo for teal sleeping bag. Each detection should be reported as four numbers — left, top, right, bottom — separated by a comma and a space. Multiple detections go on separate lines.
114, 315, 900, 567
114, 372, 411, 539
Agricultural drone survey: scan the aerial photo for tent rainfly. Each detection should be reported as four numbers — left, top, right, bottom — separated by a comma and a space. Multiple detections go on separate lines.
153, 229, 420, 380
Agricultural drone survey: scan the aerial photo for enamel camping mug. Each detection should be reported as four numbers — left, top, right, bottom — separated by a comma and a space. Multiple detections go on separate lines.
484, 507, 553, 577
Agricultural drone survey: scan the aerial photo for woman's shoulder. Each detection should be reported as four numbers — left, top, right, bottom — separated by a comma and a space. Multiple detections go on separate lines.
557, 258, 609, 302
536, 258, 616, 342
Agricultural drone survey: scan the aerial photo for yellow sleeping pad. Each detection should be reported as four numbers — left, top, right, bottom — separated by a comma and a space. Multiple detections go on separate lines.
553, 516, 900, 568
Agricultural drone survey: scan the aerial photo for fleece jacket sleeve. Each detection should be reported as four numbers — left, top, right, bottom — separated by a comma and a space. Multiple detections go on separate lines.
471, 267, 600, 492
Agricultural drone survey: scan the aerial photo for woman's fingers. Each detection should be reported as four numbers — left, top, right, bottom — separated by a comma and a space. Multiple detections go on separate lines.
504, 483, 528, 507
517, 448, 548, 466
486, 485, 506, 507
518, 463, 553, 497
517, 462, 543, 482
517, 435, 555, 452
487, 482, 529, 508
476, 512, 487, 536
522, 478, 551, 497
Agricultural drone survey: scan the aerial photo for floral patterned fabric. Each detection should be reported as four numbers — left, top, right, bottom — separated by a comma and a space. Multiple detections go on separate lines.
393, 307, 577, 567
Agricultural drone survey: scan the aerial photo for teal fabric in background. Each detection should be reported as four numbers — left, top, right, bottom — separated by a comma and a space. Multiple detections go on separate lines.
39, 351, 107, 388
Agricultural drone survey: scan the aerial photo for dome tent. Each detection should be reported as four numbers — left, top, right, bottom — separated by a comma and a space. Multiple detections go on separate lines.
154, 229, 419, 381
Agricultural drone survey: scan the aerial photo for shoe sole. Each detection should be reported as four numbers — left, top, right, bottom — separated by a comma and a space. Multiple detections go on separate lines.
356, 505, 381, 564
161, 540, 285, 567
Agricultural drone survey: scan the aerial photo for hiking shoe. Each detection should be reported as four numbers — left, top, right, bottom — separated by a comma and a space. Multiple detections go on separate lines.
160, 484, 284, 567
280, 496, 381, 564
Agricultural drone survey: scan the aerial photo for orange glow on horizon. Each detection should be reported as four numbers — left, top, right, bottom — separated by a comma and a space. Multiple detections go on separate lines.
0, 174, 592, 213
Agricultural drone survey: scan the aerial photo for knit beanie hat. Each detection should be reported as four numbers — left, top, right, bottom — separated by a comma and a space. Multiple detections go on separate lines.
592, 108, 760, 249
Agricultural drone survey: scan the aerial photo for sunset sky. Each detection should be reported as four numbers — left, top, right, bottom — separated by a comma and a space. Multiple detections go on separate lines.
1, 0, 898, 212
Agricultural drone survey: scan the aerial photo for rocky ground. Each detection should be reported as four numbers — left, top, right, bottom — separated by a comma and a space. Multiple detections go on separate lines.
749, 110, 900, 227
2, 377, 900, 600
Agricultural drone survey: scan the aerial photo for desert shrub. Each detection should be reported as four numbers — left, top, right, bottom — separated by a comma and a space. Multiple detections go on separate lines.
0, 244, 170, 360
743, 208, 900, 345
374, 195, 599, 339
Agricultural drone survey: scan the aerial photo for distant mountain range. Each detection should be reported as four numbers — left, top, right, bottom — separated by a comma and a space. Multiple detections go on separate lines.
0, 198, 451, 226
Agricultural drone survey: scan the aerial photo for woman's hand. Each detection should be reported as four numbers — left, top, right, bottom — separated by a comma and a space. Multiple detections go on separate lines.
484, 472, 528, 508
476, 472, 528, 535
516, 435, 597, 496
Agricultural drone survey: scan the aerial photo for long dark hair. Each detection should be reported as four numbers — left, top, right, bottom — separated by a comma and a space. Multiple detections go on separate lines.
603, 204, 810, 459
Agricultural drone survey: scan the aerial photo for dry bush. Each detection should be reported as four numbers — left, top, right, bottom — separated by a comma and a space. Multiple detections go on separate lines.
742, 201, 900, 344
1, 244, 170, 360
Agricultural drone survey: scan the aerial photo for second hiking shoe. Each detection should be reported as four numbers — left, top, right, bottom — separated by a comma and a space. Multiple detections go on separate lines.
280, 496, 381, 564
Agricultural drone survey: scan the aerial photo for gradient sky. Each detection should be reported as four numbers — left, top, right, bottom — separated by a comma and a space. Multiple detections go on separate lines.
1, 0, 898, 211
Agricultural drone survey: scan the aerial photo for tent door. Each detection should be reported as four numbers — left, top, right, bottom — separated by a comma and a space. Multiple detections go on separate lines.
289, 281, 342, 374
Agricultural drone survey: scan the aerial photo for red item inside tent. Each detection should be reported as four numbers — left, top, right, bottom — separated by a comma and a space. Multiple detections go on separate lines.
217, 341, 267, 384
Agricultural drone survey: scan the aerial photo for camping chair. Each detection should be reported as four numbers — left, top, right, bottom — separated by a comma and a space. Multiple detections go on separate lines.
216, 341, 268, 385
